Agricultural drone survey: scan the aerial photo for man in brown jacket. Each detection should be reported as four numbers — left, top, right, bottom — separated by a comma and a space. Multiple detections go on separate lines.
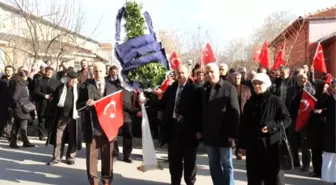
232, 72, 251, 160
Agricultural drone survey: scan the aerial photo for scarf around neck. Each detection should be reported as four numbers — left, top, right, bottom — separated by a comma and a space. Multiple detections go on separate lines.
57, 83, 79, 119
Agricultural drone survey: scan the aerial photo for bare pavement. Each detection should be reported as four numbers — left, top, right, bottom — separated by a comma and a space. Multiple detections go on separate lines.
0, 138, 331, 185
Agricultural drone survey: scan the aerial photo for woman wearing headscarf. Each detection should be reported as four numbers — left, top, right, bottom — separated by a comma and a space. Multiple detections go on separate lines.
9, 69, 35, 148
315, 79, 336, 184
238, 73, 291, 185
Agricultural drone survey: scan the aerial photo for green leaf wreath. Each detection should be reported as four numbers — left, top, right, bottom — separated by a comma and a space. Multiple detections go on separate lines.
124, 1, 167, 90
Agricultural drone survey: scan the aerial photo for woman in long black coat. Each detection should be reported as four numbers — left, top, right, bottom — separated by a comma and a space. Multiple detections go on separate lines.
316, 80, 336, 184
9, 70, 35, 148
238, 73, 291, 185
307, 80, 329, 177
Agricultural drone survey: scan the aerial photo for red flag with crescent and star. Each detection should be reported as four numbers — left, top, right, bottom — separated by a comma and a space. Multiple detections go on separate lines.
169, 51, 181, 70
295, 89, 317, 131
94, 90, 124, 141
201, 43, 216, 65
312, 43, 327, 73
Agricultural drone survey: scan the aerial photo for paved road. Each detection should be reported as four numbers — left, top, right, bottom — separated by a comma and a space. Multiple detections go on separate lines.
0, 138, 329, 185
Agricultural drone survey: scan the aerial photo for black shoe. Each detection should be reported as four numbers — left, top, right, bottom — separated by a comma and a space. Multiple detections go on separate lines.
309, 172, 321, 178
123, 157, 132, 163
65, 160, 75, 165
23, 143, 35, 147
301, 166, 309, 172
294, 162, 301, 167
9, 143, 20, 149
47, 160, 60, 165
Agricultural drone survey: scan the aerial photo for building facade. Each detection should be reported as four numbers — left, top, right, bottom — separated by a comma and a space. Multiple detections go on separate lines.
269, 6, 336, 77
0, 2, 112, 72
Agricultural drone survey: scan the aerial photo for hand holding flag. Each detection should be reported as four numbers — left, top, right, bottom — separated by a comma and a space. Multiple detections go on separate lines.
296, 90, 317, 131
81, 91, 124, 141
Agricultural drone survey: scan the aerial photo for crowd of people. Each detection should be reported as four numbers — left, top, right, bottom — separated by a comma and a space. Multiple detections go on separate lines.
0, 59, 335, 185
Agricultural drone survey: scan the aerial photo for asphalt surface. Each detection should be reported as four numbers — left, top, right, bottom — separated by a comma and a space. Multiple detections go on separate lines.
0, 138, 330, 185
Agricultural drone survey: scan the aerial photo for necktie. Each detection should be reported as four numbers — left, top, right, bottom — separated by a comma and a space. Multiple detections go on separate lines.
97, 82, 104, 96
174, 85, 184, 116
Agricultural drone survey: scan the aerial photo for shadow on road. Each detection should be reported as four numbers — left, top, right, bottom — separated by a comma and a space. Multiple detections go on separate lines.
0, 144, 170, 185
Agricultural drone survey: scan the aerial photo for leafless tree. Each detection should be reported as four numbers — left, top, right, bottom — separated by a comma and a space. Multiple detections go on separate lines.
0, 0, 100, 69
158, 29, 182, 55
181, 26, 213, 66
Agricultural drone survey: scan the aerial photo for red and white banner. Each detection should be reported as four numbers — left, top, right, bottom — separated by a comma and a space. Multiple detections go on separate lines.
94, 90, 124, 141
296, 90, 316, 131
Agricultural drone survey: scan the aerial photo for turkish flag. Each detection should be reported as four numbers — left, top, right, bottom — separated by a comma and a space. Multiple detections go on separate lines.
160, 76, 171, 92
169, 51, 181, 70
325, 73, 333, 84
259, 41, 270, 69
202, 43, 216, 65
312, 43, 327, 73
296, 90, 317, 131
272, 44, 286, 70
94, 90, 124, 141
253, 45, 261, 63
156, 76, 172, 100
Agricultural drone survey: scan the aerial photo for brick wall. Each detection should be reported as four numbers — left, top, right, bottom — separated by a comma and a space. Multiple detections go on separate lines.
272, 22, 308, 69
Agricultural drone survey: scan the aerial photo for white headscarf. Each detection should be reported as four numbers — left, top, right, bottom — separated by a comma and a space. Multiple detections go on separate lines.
252, 73, 272, 93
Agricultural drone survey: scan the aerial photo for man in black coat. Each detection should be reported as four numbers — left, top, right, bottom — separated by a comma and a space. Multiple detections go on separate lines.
271, 66, 295, 102
77, 62, 137, 185
0, 65, 15, 138
158, 65, 199, 185
285, 72, 315, 171
46, 70, 82, 165
106, 65, 141, 163
198, 63, 240, 185
34, 67, 60, 140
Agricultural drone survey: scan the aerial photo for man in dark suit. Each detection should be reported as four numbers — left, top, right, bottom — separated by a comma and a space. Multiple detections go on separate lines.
106, 65, 141, 163
34, 67, 59, 140
158, 65, 199, 185
0, 65, 15, 139
198, 63, 240, 185
77, 62, 133, 185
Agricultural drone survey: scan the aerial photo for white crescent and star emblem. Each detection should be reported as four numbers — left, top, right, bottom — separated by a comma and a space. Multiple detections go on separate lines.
299, 99, 310, 113
171, 58, 180, 65
104, 101, 117, 119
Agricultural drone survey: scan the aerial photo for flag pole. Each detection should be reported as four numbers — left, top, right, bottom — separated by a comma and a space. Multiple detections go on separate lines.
303, 89, 317, 101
